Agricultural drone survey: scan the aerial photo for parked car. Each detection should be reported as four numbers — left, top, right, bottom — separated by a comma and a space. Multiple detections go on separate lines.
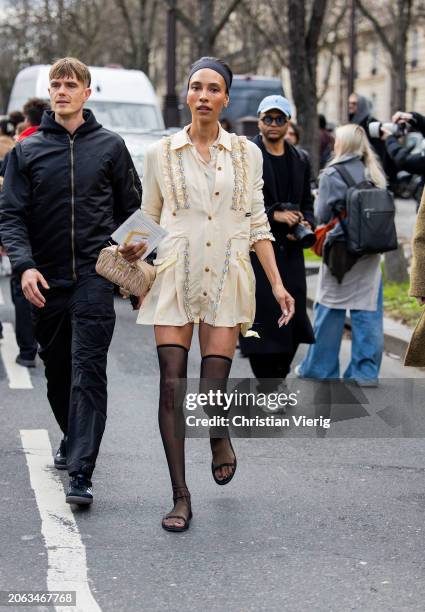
222, 75, 285, 128
7, 65, 164, 131
118, 128, 179, 178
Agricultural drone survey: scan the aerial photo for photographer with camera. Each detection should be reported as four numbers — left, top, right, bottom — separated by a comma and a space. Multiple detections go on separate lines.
349, 93, 397, 184
378, 111, 425, 205
239, 95, 315, 391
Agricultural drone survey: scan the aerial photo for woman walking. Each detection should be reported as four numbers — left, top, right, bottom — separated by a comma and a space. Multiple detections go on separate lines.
296, 124, 386, 386
122, 57, 294, 531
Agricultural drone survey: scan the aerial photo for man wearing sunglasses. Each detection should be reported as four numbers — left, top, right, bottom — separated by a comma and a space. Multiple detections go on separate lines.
239, 95, 315, 399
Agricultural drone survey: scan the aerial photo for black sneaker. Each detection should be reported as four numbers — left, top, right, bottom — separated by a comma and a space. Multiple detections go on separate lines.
16, 355, 36, 367
66, 474, 93, 505
54, 437, 67, 470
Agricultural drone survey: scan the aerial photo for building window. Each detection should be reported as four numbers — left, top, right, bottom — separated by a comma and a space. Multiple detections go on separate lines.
411, 30, 419, 68
411, 87, 418, 110
371, 44, 379, 75
371, 93, 377, 114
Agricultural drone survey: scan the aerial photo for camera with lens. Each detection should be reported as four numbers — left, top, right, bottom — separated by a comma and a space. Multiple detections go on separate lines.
368, 121, 408, 139
276, 203, 316, 248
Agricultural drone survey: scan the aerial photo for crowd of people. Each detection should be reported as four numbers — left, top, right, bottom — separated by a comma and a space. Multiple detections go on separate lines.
0, 55, 424, 534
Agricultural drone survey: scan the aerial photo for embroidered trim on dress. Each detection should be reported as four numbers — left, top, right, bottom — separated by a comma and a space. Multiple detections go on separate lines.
161, 137, 189, 211
249, 228, 275, 249
211, 238, 232, 325
230, 134, 249, 211
182, 238, 194, 321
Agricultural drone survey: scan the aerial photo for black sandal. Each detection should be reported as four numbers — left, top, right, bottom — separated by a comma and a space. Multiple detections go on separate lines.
161, 486, 192, 532
211, 438, 237, 486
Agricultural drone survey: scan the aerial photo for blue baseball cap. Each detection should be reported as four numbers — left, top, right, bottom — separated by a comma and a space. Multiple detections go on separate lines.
257, 95, 292, 118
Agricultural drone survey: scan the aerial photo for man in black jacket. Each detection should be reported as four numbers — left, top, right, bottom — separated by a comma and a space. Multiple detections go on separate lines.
0, 57, 142, 505
239, 95, 315, 395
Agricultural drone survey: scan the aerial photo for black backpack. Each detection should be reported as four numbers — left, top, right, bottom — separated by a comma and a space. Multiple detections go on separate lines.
334, 165, 398, 256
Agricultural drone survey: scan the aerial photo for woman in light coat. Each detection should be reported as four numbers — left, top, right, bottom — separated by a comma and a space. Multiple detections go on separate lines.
297, 124, 387, 386
121, 57, 294, 532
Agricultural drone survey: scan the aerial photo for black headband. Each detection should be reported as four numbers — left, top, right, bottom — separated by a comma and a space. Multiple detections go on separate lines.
187, 59, 232, 93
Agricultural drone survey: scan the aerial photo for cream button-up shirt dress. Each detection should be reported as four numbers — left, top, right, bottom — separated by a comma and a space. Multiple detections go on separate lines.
137, 124, 275, 335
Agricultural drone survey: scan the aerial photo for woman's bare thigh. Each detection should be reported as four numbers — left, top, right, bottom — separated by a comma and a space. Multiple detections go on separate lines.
154, 323, 194, 350
198, 322, 240, 359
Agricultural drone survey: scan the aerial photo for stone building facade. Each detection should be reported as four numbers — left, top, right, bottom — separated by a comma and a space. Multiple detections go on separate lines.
315, 24, 425, 125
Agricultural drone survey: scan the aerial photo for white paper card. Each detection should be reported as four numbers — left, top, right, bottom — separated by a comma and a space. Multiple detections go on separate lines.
111, 210, 168, 260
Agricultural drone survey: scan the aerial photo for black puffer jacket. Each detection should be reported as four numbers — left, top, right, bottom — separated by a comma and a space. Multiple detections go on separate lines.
0, 109, 142, 284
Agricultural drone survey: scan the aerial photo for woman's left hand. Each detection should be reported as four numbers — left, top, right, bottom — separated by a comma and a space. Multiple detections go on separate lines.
272, 283, 295, 327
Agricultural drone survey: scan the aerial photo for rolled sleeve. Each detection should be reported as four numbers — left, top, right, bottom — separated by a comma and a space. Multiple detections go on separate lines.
249, 145, 275, 249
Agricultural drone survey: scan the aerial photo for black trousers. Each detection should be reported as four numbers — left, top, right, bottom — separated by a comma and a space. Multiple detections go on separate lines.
248, 346, 299, 382
32, 274, 116, 478
11, 275, 37, 360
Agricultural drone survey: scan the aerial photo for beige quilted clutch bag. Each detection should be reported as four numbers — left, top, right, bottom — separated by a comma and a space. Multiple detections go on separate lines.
96, 246, 156, 296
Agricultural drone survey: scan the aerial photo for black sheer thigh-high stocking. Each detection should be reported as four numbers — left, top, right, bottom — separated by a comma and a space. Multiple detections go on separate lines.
157, 344, 192, 530
200, 354, 236, 483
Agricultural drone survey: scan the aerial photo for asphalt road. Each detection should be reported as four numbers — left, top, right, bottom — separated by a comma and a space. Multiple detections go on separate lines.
1, 269, 425, 612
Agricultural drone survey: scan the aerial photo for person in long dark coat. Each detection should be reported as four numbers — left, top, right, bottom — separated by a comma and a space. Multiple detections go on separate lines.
239, 95, 315, 384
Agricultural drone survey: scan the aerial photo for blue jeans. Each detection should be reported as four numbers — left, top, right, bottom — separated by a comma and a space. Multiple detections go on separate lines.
298, 283, 383, 382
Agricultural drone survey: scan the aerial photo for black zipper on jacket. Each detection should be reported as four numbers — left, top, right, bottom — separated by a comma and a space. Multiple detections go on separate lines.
69, 134, 77, 280
129, 167, 141, 203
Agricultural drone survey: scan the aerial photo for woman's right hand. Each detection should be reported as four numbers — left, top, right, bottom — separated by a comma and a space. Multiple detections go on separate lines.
272, 283, 295, 327
119, 241, 147, 263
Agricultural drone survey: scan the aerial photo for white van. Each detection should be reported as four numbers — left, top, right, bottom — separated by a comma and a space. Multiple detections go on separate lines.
7, 65, 164, 131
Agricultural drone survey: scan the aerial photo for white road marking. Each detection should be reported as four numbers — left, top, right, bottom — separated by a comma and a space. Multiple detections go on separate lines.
1, 322, 33, 389
0, 286, 4, 305
20, 429, 102, 612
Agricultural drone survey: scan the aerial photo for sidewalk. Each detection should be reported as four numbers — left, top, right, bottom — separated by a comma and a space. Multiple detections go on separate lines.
305, 263, 414, 359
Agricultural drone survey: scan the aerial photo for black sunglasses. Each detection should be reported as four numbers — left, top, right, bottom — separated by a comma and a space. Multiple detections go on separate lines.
261, 115, 287, 126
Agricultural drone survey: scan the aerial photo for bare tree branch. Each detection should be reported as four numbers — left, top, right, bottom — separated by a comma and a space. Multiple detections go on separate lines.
212, 0, 242, 41
163, 0, 198, 36
240, 0, 287, 65
317, 3, 347, 101
355, 0, 393, 56
318, 53, 334, 102
115, 0, 138, 60
319, 0, 348, 47
306, 0, 328, 57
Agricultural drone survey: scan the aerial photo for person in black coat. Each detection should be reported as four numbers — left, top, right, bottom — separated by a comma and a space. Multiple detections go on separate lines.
348, 92, 397, 184
0, 58, 142, 506
239, 95, 315, 386
382, 111, 425, 176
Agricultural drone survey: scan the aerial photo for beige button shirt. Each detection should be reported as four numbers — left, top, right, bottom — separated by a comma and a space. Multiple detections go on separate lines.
137, 124, 274, 335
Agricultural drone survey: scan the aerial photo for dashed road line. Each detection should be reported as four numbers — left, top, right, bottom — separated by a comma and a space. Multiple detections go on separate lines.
20, 429, 102, 612
1, 322, 33, 389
